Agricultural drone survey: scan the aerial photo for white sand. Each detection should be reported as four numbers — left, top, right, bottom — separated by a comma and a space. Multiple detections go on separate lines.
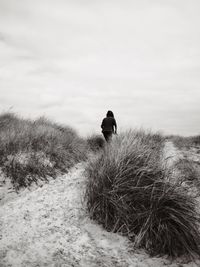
0, 149, 200, 266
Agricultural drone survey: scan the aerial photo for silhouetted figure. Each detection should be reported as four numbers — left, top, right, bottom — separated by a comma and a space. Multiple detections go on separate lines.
101, 110, 117, 142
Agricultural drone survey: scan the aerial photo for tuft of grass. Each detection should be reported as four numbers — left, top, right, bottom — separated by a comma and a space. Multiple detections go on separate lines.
168, 135, 200, 150
175, 158, 200, 195
190, 135, 200, 146
176, 159, 199, 182
0, 112, 87, 189
85, 130, 200, 258
86, 134, 105, 152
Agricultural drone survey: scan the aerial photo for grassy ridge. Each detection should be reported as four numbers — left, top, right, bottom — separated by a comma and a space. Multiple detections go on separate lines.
0, 113, 87, 188
168, 135, 200, 149
86, 134, 105, 152
85, 130, 200, 258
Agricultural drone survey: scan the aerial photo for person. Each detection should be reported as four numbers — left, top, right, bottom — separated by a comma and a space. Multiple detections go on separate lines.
101, 110, 117, 142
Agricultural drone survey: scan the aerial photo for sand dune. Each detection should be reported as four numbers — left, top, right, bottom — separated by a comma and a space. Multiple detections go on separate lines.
0, 143, 200, 267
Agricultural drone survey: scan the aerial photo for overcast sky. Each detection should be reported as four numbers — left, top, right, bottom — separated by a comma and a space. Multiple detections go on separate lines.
0, 0, 200, 136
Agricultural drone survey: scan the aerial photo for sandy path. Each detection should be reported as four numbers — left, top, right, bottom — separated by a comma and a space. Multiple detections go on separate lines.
161, 141, 186, 186
162, 141, 183, 168
0, 158, 199, 266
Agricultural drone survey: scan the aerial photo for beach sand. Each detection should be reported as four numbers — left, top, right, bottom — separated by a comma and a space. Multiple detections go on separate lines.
0, 142, 200, 267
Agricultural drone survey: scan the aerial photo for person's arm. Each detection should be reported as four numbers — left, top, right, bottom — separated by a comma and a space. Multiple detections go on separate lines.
101, 119, 105, 130
113, 119, 117, 134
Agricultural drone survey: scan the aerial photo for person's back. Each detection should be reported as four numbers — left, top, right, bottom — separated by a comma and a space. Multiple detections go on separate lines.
101, 110, 117, 142
101, 117, 116, 132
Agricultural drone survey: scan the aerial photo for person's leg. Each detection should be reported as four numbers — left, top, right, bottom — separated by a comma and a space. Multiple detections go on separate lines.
103, 132, 108, 141
103, 131, 112, 142
107, 132, 112, 142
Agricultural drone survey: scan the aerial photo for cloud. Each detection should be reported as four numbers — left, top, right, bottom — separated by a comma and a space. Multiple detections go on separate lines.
39, 93, 64, 109
0, 0, 200, 136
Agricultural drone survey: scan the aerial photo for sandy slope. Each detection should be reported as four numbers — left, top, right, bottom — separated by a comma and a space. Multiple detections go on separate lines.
162, 141, 183, 183
162, 141, 182, 167
0, 147, 200, 267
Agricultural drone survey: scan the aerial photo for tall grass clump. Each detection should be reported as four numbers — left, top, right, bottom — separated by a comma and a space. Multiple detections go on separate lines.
0, 112, 87, 188
168, 134, 200, 149
175, 158, 200, 195
86, 134, 105, 152
190, 135, 200, 146
85, 130, 200, 258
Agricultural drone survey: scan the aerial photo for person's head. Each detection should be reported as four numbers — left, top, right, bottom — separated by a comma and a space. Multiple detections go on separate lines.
106, 110, 114, 118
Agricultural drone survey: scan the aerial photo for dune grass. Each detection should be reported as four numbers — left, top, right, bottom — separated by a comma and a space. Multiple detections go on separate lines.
175, 158, 200, 196
86, 134, 105, 152
85, 130, 200, 258
168, 135, 200, 150
0, 112, 87, 189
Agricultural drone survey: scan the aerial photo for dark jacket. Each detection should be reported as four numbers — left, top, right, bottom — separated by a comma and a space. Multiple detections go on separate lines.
101, 117, 117, 133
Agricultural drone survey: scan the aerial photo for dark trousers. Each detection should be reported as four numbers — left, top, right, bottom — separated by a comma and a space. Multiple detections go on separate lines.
103, 131, 112, 142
